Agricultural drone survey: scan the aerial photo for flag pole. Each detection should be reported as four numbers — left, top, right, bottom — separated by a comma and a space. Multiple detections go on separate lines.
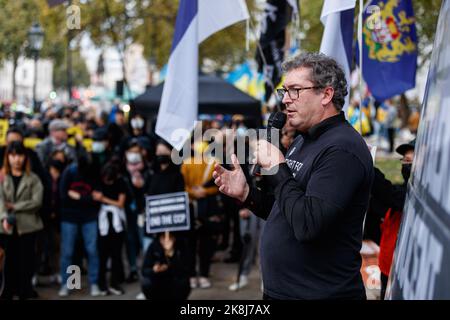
358, 0, 364, 136
248, 17, 279, 111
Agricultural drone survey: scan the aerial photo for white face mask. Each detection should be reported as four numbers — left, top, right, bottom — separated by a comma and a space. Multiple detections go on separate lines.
236, 127, 247, 136
131, 118, 144, 129
92, 141, 106, 153
126, 152, 142, 164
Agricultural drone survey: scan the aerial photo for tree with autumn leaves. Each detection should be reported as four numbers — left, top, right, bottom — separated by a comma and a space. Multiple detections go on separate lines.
0, 0, 443, 95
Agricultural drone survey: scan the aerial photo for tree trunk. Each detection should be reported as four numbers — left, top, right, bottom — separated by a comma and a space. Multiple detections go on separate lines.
12, 56, 18, 100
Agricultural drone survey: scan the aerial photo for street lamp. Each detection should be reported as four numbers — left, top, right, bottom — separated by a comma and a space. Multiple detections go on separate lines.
28, 22, 44, 113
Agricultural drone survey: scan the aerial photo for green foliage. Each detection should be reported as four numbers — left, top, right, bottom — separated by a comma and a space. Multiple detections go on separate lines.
298, 0, 324, 53
412, 0, 443, 67
0, 0, 39, 62
53, 50, 90, 89
375, 157, 403, 184
0, 0, 443, 89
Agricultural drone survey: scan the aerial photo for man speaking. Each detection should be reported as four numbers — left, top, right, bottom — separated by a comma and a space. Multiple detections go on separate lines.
213, 53, 374, 300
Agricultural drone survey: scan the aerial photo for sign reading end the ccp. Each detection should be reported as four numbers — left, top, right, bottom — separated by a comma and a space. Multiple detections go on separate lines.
145, 192, 190, 234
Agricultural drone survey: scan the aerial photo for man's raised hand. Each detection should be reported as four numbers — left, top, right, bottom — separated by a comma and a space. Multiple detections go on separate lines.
213, 154, 249, 203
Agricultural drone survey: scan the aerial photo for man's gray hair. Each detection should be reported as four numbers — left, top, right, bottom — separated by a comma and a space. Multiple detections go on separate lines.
281, 52, 348, 110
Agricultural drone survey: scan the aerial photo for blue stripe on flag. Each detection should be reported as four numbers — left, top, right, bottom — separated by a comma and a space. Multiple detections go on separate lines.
171, 0, 198, 54
340, 8, 354, 69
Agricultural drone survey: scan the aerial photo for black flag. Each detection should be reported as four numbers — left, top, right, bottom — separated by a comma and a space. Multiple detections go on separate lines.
256, 0, 297, 103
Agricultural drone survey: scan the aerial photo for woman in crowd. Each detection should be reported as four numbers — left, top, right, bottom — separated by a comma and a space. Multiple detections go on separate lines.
58, 151, 102, 297
97, 161, 127, 295
0, 141, 44, 300
144, 140, 185, 252
123, 139, 153, 283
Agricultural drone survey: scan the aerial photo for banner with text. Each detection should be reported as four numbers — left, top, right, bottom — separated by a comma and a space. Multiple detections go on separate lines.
145, 192, 190, 234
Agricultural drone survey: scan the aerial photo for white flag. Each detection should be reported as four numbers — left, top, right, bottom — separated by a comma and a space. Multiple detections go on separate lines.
320, 0, 356, 113
156, 0, 249, 150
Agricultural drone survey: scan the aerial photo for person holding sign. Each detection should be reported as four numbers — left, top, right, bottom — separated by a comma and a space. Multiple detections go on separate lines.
141, 231, 190, 300
144, 140, 185, 249
122, 138, 153, 283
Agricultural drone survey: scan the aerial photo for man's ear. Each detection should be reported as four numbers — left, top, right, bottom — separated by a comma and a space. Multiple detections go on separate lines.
321, 87, 334, 107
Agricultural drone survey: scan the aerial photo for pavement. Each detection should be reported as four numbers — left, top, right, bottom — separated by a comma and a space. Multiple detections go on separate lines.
32, 247, 381, 300
33, 251, 263, 300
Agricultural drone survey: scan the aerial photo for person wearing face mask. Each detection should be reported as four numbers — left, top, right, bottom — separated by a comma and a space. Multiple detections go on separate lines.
35, 119, 79, 168
122, 115, 155, 162
136, 140, 185, 297
144, 140, 185, 254
130, 115, 145, 136
148, 140, 184, 196
58, 151, 103, 298
96, 162, 127, 296
122, 140, 153, 285
366, 139, 415, 300
91, 128, 111, 172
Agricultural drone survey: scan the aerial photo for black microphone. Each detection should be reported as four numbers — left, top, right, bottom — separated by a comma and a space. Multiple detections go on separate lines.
252, 111, 287, 176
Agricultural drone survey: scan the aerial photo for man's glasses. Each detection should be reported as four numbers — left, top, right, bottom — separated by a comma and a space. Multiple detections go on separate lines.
276, 86, 322, 100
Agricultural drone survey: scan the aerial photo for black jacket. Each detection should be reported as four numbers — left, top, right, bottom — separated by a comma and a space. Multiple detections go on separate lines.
148, 164, 185, 196
244, 112, 374, 300
59, 163, 100, 224
363, 167, 407, 244
141, 236, 190, 300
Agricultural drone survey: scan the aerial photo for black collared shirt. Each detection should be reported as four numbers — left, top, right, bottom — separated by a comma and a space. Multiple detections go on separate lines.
245, 112, 374, 300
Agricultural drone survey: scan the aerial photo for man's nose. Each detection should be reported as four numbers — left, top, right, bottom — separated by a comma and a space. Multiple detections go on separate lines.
282, 92, 292, 104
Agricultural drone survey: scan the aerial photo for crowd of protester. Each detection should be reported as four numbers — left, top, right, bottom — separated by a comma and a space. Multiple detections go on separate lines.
0, 102, 291, 300
0, 96, 417, 300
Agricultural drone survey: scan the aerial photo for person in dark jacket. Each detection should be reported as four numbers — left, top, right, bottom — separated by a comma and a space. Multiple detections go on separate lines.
213, 53, 374, 300
144, 140, 185, 251
148, 140, 185, 196
141, 232, 190, 300
97, 161, 127, 296
367, 139, 415, 299
119, 114, 156, 163
58, 152, 103, 297
122, 139, 153, 283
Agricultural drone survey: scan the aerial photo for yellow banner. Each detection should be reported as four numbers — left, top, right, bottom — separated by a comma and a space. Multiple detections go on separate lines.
24, 137, 43, 150
24, 137, 93, 152
0, 119, 9, 146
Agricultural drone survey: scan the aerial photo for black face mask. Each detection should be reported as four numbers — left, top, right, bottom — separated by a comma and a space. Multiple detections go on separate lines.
401, 163, 412, 182
156, 155, 171, 165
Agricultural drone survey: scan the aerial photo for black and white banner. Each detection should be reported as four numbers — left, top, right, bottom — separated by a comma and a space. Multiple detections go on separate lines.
145, 192, 190, 234
387, 0, 450, 300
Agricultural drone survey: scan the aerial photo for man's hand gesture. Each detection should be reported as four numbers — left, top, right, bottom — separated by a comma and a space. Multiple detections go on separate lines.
213, 154, 249, 203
